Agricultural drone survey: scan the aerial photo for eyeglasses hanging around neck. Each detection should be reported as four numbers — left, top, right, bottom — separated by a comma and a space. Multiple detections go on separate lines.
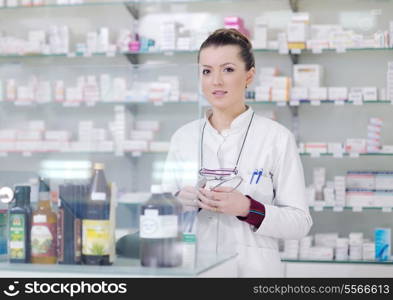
198, 111, 255, 191
200, 111, 254, 171
199, 168, 238, 178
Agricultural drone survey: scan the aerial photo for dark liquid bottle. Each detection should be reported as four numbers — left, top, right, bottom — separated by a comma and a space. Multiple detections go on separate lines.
82, 163, 111, 265
24, 188, 32, 263
9, 186, 31, 263
140, 185, 182, 267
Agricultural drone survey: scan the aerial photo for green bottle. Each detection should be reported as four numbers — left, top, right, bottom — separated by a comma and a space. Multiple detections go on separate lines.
9, 186, 31, 263
0, 198, 8, 259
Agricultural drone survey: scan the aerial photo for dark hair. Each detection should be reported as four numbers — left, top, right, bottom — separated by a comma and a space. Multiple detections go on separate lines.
198, 28, 255, 71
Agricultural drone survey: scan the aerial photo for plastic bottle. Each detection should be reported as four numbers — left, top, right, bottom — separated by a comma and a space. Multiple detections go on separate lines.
140, 185, 182, 267
8, 186, 31, 263
82, 163, 111, 265
31, 179, 57, 264
162, 186, 183, 266
164, 184, 199, 269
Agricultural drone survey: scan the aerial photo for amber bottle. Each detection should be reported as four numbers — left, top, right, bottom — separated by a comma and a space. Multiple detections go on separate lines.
31, 179, 57, 264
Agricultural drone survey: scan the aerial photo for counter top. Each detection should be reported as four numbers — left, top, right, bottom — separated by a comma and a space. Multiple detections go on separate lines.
0, 252, 237, 278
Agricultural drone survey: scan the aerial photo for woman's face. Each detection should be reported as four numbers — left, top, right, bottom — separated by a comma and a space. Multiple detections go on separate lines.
199, 45, 255, 111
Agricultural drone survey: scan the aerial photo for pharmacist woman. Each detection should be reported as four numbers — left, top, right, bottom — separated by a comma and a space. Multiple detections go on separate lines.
162, 28, 312, 277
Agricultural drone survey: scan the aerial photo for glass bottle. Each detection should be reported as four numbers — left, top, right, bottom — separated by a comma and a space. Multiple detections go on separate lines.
31, 179, 57, 264
140, 185, 182, 267
82, 163, 111, 265
8, 185, 31, 263
24, 186, 32, 263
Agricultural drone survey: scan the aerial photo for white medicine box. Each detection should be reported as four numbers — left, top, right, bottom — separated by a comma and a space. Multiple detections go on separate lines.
293, 64, 324, 87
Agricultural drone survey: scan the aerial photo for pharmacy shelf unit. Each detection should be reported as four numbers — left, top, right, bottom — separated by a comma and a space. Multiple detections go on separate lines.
273, 0, 393, 269
0, 62, 200, 194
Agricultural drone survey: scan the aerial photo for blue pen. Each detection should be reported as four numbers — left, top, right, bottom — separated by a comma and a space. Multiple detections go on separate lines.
250, 170, 258, 184
256, 170, 263, 184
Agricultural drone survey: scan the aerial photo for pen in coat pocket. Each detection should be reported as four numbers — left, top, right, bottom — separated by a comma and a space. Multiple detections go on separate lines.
250, 170, 259, 184
255, 170, 263, 184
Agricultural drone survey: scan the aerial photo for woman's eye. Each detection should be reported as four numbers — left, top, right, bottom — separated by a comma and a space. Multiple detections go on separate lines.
224, 67, 234, 72
202, 69, 210, 75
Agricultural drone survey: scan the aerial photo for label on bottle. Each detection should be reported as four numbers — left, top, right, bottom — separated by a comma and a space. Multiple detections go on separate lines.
91, 192, 106, 201
82, 220, 110, 255
140, 209, 178, 239
31, 222, 57, 258
182, 233, 196, 269
9, 214, 26, 260
57, 209, 82, 263
33, 214, 47, 223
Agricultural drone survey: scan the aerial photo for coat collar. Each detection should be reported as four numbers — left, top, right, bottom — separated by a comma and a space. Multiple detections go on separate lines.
204, 105, 254, 135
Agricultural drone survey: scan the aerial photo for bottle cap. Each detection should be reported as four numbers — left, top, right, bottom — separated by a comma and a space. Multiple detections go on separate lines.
94, 163, 105, 170
39, 178, 50, 192
150, 185, 162, 194
14, 185, 31, 202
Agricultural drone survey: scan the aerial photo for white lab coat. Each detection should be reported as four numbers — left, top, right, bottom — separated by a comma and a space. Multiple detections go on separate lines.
162, 106, 312, 277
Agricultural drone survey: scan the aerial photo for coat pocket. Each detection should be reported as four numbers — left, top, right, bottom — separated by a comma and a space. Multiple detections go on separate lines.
236, 244, 283, 277
246, 174, 274, 205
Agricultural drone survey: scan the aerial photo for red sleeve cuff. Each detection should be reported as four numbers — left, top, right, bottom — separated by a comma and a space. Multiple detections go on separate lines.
236, 195, 266, 229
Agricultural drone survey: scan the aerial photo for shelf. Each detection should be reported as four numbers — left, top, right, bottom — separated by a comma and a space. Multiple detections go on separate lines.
247, 100, 392, 106
1, 101, 198, 107
3, 100, 390, 107
0, 151, 112, 157
300, 152, 393, 157
309, 206, 393, 212
0, 52, 111, 59
300, 100, 391, 105
0, 0, 235, 10
301, 100, 391, 105
283, 259, 393, 265
0, 151, 168, 157
0, 50, 199, 58
284, 47, 393, 54
2, 48, 393, 59
135, 48, 393, 55
134, 47, 393, 55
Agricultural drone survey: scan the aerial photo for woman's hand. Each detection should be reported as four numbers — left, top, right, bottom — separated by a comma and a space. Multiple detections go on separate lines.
177, 186, 199, 211
197, 186, 250, 217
